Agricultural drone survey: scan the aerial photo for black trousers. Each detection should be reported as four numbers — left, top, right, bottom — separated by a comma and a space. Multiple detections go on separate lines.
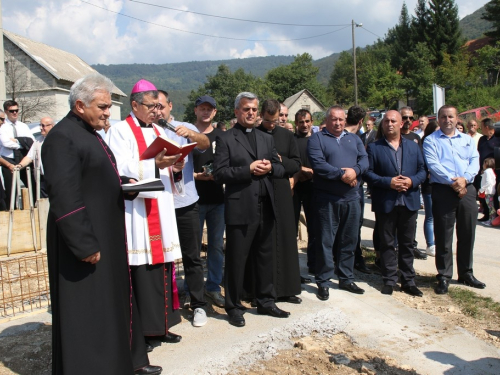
376, 206, 418, 286
1, 156, 30, 207
293, 185, 315, 272
225, 197, 276, 316
175, 202, 207, 309
432, 184, 476, 280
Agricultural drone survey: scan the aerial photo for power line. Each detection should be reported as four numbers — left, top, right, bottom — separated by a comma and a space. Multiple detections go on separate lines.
81, 1, 350, 42
360, 26, 382, 39
129, 0, 350, 28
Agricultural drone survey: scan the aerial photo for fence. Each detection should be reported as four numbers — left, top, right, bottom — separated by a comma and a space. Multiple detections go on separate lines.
0, 253, 50, 320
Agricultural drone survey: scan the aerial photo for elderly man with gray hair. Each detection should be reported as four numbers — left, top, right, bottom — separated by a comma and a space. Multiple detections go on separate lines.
214, 92, 287, 327
42, 73, 162, 375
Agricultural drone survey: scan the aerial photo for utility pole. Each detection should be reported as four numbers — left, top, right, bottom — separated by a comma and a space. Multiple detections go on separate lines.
0, 0, 6, 105
352, 20, 362, 106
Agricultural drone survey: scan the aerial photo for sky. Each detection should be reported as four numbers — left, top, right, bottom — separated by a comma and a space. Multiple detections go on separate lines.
2, 0, 490, 66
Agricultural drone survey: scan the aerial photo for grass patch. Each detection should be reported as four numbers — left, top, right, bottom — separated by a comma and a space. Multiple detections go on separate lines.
449, 287, 500, 319
361, 247, 376, 263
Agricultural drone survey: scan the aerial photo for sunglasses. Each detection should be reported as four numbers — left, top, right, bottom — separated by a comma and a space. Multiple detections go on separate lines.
0, 117, 5, 122
8, 109, 19, 114
402, 116, 413, 120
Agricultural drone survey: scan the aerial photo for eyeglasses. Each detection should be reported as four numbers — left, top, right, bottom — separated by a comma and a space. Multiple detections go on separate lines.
402, 116, 413, 120
262, 120, 280, 126
8, 109, 19, 114
139, 102, 162, 111
40, 124, 53, 128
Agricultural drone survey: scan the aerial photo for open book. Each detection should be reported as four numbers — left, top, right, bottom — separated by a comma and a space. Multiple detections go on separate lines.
140, 135, 197, 161
122, 178, 165, 193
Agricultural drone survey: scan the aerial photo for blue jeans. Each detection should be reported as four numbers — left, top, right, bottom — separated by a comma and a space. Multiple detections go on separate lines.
314, 192, 361, 286
197, 203, 225, 292
422, 193, 434, 247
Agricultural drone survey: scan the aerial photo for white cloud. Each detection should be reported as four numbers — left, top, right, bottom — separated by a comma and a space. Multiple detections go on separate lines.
229, 43, 267, 59
1, 0, 491, 65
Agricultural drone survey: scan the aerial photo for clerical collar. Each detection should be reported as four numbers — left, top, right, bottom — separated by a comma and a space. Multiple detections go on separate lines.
137, 118, 152, 128
234, 123, 253, 133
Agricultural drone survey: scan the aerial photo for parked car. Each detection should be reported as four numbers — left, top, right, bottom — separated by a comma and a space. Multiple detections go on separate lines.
458, 106, 500, 123
369, 110, 386, 126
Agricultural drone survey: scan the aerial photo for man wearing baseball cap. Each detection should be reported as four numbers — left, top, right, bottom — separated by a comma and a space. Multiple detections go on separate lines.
191, 96, 226, 308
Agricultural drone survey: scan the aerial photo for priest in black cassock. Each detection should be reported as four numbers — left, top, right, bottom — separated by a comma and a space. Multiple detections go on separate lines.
257, 99, 302, 303
42, 73, 161, 375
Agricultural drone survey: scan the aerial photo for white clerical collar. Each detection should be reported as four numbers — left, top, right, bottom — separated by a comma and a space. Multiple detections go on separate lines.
246, 128, 253, 133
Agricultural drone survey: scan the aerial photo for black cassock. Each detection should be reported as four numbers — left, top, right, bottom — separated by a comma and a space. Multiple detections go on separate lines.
257, 125, 302, 298
42, 112, 148, 374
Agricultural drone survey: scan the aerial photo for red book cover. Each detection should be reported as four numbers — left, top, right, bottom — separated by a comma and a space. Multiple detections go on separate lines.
139, 135, 197, 161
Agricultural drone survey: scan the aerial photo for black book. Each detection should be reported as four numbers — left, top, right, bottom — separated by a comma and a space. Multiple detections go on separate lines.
122, 178, 164, 193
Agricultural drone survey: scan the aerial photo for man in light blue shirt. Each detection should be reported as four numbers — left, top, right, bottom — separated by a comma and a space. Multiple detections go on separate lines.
157, 90, 211, 327
423, 105, 485, 295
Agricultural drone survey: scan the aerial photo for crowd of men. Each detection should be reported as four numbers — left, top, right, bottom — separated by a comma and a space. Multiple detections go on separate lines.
5, 72, 494, 374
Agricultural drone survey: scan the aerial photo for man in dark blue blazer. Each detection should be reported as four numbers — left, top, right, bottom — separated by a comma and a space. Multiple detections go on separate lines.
364, 110, 426, 296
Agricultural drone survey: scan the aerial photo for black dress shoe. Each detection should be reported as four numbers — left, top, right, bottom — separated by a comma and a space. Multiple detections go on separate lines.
257, 305, 290, 318
277, 296, 302, 304
413, 248, 428, 260
161, 332, 182, 343
228, 314, 245, 327
354, 262, 372, 274
339, 282, 365, 294
402, 285, 423, 297
300, 276, 312, 283
478, 216, 489, 222
381, 285, 393, 295
145, 342, 154, 353
135, 365, 162, 375
458, 274, 486, 289
435, 279, 449, 294
317, 286, 329, 301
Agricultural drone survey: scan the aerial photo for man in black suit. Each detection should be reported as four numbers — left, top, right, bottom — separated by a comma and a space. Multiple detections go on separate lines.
364, 111, 427, 297
360, 119, 376, 147
213, 92, 287, 327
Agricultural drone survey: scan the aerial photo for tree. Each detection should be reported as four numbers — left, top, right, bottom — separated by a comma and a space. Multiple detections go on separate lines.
327, 51, 355, 106
402, 43, 436, 114
265, 53, 327, 104
387, 3, 414, 75
426, 0, 462, 66
412, 0, 430, 45
482, 0, 500, 40
4, 54, 54, 123
183, 64, 274, 123
475, 41, 500, 85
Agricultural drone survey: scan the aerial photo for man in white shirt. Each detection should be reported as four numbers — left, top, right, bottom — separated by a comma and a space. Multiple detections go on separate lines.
0, 100, 35, 205
17, 117, 54, 199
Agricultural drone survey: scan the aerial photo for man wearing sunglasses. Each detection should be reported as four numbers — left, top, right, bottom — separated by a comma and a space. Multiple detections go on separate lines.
0, 100, 35, 207
400, 107, 426, 261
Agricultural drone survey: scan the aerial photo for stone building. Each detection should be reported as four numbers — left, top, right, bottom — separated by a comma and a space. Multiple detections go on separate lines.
283, 89, 326, 122
3, 30, 125, 123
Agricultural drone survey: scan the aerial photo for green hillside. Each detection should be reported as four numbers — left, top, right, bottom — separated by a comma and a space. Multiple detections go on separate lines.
459, 5, 493, 40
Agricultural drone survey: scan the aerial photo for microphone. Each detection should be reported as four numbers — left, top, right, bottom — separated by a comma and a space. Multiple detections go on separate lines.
157, 119, 177, 133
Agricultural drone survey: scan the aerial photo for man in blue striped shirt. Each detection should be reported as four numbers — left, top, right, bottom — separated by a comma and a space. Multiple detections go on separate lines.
423, 105, 485, 294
